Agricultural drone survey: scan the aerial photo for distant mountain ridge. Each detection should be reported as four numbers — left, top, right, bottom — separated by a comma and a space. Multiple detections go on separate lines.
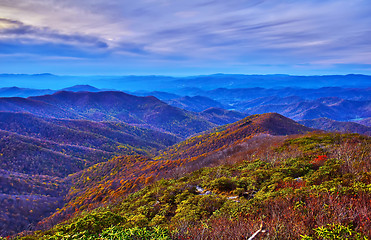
188, 87, 371, 102
62, 85, 101, 92
299, 118, 371, 136
0, 91, 216, 138
0, 86, 54, 98
0, 84, 103, 98
166, 95, 226, 112
1, 74, 370, 91
198, 107, 248, 125
354, 117, 371, 127
0, 85, 369, 129
241, 97, 370, 121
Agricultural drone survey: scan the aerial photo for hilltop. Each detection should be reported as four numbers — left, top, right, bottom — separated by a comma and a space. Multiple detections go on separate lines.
156, 113, 313, 162
33, 113, 313, 231
17, 131, 370, 239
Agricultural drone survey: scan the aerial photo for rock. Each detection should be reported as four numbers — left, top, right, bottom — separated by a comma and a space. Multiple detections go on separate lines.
241, 190, 256, 200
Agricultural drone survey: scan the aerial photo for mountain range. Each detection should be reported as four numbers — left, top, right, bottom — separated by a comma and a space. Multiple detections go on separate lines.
1, 74, 371, 91
298, 118, 371, 136
13, 117, 371, 239
2, 85, 369, 124
0, 83, 370, 238
0, 109, 314, 236
0, 91, 218, 138
0, 85, 102, 98
236, 96, 370, 121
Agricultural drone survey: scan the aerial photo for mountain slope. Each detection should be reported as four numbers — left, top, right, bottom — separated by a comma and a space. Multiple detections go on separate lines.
0, 91, 216, 138
353, 117, 371, 127
156, 113, 313, 161
0, 169, 69, 236
0, 110, 180, 235
25, 132, 371, 240
29, 91, 216, 137
189, 86, 371, 102
62, 85, 101, 92
36, 113, 313, 229
166, 96, 226, 112
243, 97, 370, 121
0, 97, 80, 119
234, 96, 304, 109
198, 107, 247, 125
132, 91, 181, 100
0, 87, 54, 98
299, 118, 371, 136
0, 112, 179, 177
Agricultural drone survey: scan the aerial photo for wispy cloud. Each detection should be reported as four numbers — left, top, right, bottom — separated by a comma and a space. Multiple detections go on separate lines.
0, 0, 370, 74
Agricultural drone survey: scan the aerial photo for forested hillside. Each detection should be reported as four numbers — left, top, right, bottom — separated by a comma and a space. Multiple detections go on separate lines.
18, 113, 314, 236
15, 132, 370, 239
0, 91, 216, 138
0, 91, 369, 239
0, 112, 179, 177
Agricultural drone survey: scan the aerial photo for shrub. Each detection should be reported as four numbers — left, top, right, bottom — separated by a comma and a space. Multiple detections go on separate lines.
57, 211, 125, 235
210, 177, 236, 192
301, 223, 369, 240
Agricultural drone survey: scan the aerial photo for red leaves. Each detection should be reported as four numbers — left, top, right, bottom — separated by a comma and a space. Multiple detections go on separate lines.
311, 155, 328, 165
277, 178, 306, 190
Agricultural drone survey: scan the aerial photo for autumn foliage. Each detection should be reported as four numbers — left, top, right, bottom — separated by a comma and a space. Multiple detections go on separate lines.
14, 131, 370, 240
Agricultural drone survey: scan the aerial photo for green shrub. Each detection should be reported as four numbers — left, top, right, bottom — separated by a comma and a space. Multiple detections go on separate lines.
210, 177, 236, 192
301, 223, 368, 240
58, 211, 126, 235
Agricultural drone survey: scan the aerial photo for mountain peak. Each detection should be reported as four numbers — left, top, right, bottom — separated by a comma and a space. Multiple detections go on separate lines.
231, 113, 313, 136
158, 112, 313, 161
62, 85, 101, 92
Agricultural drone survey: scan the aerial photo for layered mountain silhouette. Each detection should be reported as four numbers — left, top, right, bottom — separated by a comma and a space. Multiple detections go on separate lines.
0, 87, 54, 98
0, 91, 217, 138
2, 74, 370, 91
0, 82, 370, 237
0, 85, 104, 98
299, 118, 371, 136
61, 85, 101, 92
241, 97, 370, 121
1, 85, 369, 124
178, 87, 371, 102
166, 96, 226, 112
198, 107, 248, 125
135, 87, 370, 123
354, 117, 371, 127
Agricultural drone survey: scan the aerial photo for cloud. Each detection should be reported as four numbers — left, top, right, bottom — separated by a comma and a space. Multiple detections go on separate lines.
0, 17, 109, 51
0, 0, 371, 74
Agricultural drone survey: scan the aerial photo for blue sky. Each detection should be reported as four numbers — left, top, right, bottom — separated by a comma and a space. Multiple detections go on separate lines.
0, 0, 371, 75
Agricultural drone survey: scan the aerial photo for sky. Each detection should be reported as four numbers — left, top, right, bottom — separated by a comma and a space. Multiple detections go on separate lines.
0, 0, 371, 76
